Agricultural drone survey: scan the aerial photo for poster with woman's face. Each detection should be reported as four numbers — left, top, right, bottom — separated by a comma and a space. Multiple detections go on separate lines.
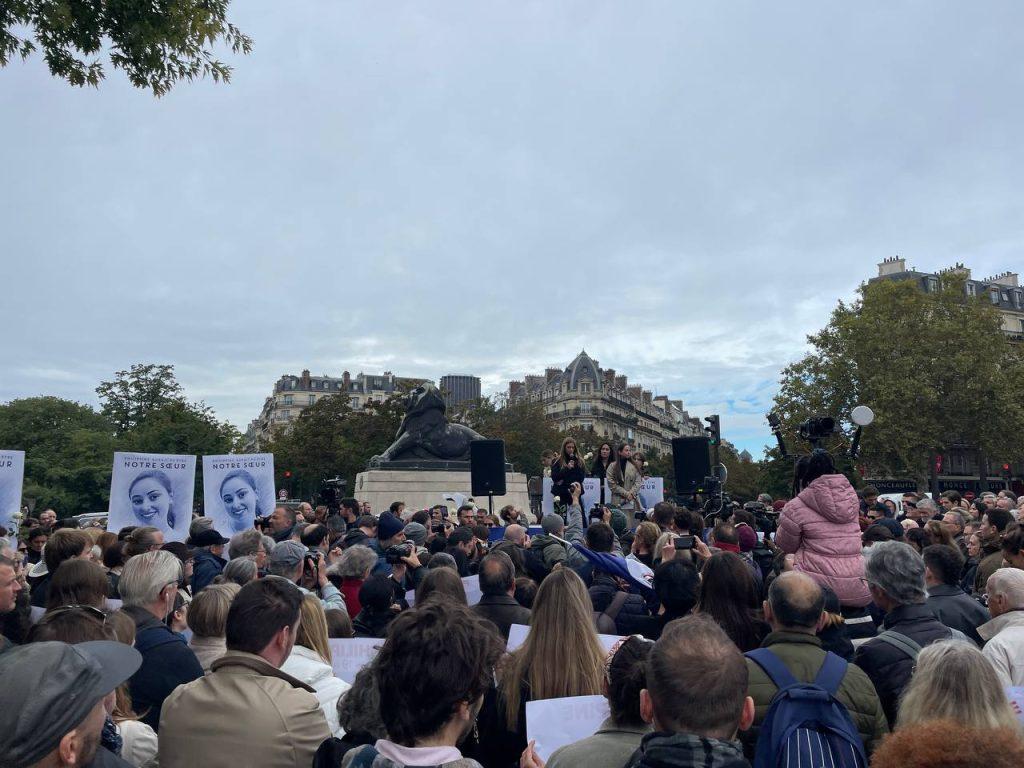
0, 450, 26, 533
202, 454, 275, 536
107, 452, 196, 541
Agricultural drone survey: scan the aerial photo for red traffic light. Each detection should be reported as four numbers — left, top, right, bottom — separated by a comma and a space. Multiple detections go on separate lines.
284, 470, 292, 479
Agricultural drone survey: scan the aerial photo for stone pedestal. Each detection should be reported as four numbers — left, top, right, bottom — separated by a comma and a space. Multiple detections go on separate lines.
354, 469, 529, 514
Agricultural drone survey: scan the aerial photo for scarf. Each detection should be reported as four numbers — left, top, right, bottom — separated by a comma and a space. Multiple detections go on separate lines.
627, 732, 748, 768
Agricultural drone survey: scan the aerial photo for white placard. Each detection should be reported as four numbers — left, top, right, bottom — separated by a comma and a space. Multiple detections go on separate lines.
526, 695, 610, 761
328, 637, 383, 684
202, 453, 276, 536
507, 623, 624, 654
542, 477, 606, 517
107, 452, 196, 541
406, 573, 483, 607
0, 450, 25, 533
635, 477, 664, 510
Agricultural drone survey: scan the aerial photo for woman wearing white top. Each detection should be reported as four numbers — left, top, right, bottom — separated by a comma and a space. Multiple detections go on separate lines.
281, 592, 352, 736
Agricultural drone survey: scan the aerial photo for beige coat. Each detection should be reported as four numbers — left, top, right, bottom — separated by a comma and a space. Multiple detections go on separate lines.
158, 651, 330, 768
606, 459, 642, 510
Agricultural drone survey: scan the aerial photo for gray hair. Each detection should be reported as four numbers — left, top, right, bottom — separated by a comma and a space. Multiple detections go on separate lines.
864, 541, 926, 605
915, 497, 939, 514
221, 557, 259, 586
229, 529, 263, 559
330, 545, 378, 579
987, 568, 1024, 610
189, 517, 214, 540
261, 535, 277, 558
119, 550, 182, 607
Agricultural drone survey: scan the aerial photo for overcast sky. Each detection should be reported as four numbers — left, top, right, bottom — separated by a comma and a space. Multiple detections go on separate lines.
3, 2, 1023, 456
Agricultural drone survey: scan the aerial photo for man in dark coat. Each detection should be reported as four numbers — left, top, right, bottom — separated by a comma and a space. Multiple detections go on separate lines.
923, 544, 990, 646
189, 529, 228, 594
120, 550, 204, 732
855, 542, 959, 727
472, 551, 530, 640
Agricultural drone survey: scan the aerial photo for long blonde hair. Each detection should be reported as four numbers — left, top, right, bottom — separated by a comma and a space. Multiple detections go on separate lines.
296, 593, 332, 665
499, 568, 605, 729
896, 640, 1019, 731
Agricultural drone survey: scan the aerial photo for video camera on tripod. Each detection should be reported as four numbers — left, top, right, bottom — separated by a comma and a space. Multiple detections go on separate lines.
768, 405, 875, 459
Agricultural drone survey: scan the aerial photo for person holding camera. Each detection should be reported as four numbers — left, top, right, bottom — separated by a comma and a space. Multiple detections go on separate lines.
551, 438, 587, 509
606, 444, 642, 512
371, 512, 426, 593
267, 540, 348, 614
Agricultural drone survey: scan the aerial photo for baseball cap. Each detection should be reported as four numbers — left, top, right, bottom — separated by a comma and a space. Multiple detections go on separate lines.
269, 540, 306, 569
0, 641, 142, 768
190, 529, 229, 548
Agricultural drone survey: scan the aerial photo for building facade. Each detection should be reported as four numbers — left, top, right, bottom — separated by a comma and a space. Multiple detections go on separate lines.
243, 369, 431, 451
870, 257, 1024, 340
508, 350, 702, 455
440, 375, 481, 408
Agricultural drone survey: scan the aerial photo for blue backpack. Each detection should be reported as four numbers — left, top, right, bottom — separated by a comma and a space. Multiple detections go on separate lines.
746, 648, 868, 768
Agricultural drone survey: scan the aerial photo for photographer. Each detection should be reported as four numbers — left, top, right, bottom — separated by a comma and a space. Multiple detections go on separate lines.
550, 437, 587, 508
267, 540, 348, 615
371, 512, 426, 592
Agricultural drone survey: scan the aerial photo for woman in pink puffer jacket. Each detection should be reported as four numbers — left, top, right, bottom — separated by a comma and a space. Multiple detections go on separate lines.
774, 451, 871, 607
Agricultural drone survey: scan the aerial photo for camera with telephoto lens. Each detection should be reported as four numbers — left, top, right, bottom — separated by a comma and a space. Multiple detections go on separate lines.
589, 505, 605, 523
255, 514, 273, 531
385, 543, 413, 565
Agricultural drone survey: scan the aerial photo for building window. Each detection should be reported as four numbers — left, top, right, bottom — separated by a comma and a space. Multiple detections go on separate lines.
308, 395, 316, 405
967, 283, 977, 297
283, 395, 293, 406
927, 278, 938, 292
581, 382, 591, 394
281, 410, 291, 420
580, 402, 592, 414
991, 290, 1000, 305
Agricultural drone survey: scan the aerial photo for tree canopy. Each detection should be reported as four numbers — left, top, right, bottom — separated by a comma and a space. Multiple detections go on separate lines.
1, 0, 251, 96
773, 277, 1024, 488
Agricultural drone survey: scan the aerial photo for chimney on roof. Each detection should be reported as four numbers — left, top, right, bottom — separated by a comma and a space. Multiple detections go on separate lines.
545, 368, 560, 384
877, 256, 907, 277
509, 381, 524, 398
615, 375, 627, 390
342, 371, 351, 388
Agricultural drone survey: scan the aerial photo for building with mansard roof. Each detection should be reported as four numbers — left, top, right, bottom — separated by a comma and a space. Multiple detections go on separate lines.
508, 351, 702, 455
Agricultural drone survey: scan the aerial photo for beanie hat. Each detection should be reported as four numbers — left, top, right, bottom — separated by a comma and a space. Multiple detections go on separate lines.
377, 512, 405, 542
403, 522, 427, 546
736, 524, 757, 553
541, 514, 564, 535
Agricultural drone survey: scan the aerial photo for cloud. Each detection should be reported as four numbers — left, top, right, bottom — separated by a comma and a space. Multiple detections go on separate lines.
2, 3, 1023, 459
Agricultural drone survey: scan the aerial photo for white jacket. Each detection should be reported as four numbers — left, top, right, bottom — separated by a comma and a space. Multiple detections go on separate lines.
978, 609, 1024, 687
281, 644, 351, 737
116, 718, 159, 768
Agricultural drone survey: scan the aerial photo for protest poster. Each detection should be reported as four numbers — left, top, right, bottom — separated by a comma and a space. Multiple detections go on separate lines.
526, 695, 610, 761
507, 623, 624, 654
541, 477, 605, 517
202, 453, 276, 536
107, 452, 196, 541
0, 450, 25, 533
407, 573, 482, 607
328, 638, 383, 684
635, 476, 664, 509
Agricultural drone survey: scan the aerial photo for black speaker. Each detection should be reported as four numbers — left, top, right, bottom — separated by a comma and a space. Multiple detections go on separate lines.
672, 436, 711, 494
471, 440, 506, 496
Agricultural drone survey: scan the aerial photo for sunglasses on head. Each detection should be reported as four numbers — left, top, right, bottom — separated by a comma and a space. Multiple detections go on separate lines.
45, 604, 107, 623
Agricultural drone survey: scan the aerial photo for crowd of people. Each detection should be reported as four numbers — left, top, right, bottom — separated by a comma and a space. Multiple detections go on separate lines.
2, 444, 1024, 768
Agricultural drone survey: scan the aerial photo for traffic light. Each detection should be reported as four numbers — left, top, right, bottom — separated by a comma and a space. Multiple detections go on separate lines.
284, 470, 292, 479
704, 415, 721, 446
1002, 463, 1012, 480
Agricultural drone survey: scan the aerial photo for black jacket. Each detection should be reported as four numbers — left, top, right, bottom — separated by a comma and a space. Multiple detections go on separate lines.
123, 605, 203, 732
190, 549, 226, 594
352, 608, 395, 638
853, 602, 955, 727
589, 572, 651, 636
473, 593, 531, 640
29, 572, 51, 608
551, 457, 586, 505
926, 584, 990, 646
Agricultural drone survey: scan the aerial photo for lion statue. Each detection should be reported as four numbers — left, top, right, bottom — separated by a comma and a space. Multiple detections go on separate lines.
368, 383, 485, 466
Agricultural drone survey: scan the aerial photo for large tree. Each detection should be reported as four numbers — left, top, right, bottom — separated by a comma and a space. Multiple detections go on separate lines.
773, 277, 1024, 489
1, 0, 251, 96
0, 396, 117, 516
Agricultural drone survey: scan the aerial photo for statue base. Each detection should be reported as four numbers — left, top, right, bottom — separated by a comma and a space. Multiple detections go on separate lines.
354, 469, 529, 516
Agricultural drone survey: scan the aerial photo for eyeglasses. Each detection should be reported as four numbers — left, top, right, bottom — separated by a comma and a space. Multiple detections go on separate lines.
45, 604, 107, 623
